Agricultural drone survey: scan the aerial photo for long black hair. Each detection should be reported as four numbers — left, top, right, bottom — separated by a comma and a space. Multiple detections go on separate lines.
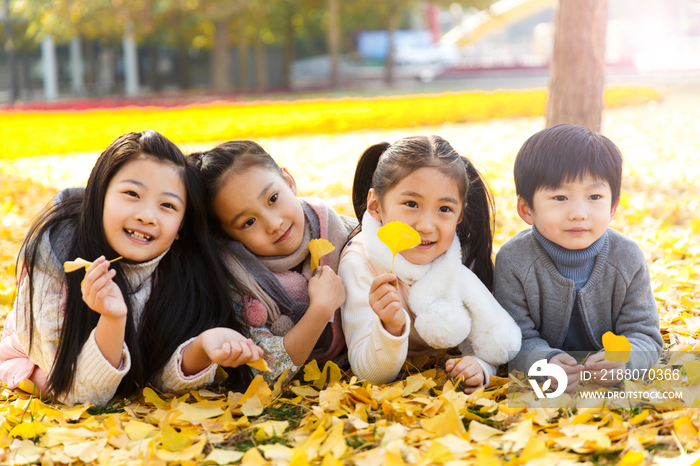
20, 130, 252, 399
351, 135, 496, 290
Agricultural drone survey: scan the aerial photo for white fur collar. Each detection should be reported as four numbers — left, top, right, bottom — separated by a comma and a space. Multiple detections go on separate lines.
357, 211, 522, 360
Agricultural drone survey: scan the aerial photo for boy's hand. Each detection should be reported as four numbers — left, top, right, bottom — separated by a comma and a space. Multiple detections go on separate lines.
369, 273, 405, 336
584, 351, 625, 386
446, 356, 485, 393
549, 353, 584, 394
308, 266, 346, 320
82, 256, 127, 321
199, 328, 264, 368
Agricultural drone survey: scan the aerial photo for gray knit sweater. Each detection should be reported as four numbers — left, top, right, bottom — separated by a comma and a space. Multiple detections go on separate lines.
494, 227, 663, 372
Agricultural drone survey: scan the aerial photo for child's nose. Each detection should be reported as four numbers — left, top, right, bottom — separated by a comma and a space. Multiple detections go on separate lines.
136, 206, 156, 225
265, 214, 285, 234
569, 201, 588, 220
414, 212, 435, 234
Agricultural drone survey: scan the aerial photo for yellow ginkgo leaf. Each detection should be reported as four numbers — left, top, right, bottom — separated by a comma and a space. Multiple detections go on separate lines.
602, 331, 631, 363
17, 379, 39, 395
248, 358, 272, 373
64, 256, 122, 273
63, 257, 91, 273
307, 239, 335, 272
160, 423, 190, 451
377, 221, 421, 273
10, 420, 47, 440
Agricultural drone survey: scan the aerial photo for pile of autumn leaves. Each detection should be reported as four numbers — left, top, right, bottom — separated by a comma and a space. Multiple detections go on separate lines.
1, 93, 700, 465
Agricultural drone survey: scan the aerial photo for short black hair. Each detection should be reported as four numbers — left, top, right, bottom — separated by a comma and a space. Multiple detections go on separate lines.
514, 124, 623, 208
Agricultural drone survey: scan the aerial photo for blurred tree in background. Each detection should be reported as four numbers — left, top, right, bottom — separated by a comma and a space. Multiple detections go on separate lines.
2, 0, 497, 97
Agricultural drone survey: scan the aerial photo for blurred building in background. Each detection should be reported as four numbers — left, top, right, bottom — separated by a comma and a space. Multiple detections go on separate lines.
1, 0, 700, 104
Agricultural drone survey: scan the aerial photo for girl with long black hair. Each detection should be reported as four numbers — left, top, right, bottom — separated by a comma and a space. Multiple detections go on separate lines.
0, 130, 260, 405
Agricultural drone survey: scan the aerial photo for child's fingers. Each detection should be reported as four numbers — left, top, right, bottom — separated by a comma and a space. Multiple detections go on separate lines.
374, 290, 401, 311
461, 372, 483, 387
449, 358, 478, 378
84, 256, 106, 274
246, 340, 264, 358
369, 274, 397, 294
562, 363, 585, 374
557, 353, 579, 366
243, 341, 260, 363
88, 268, 117, 296
378, 301, 402, 323
81, 259, 109, 291
210, 342, 233, 365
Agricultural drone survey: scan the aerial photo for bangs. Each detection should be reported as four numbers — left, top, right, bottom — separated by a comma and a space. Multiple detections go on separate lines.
514, 124, 622, 207
538, 134, 620, 190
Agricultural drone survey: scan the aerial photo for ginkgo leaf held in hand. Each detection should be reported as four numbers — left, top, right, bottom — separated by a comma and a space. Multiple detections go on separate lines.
602, 331, 631, 363
377, 221, 421, 273
64, 256, 123, 273
307, 239, 335, 272
247, 358, 272, 373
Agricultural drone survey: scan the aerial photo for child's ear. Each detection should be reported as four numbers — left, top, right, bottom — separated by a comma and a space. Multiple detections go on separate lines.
281, 168, 298, 195
516, 196, 535, 225
366, 189, 382, 222
610, 197, 620, 221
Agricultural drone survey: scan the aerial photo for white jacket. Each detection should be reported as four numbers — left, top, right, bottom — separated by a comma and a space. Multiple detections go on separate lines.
339, 213, 521, 385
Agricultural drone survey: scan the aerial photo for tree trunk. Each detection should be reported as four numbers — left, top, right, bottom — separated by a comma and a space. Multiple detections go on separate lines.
327, 0, 340, 88
84, 40, 96, 95
282, 9, 294, 89
176, 41, 191, 90
69, 36, 85, 96
41, 35, 58, 100
385, 2, 398, 86
254, 30, 267, 91
212, 18, 230, 91
149, 41, 161, 92
546, 0, 608, 132
4, 0, 18, 102
238, 15, 250, 90
123, 23, 140, 96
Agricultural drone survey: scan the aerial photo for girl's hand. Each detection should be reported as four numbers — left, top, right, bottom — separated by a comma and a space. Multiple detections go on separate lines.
307, 266, 346, 320
81, 256, 127, 321
446, 356, 484, 393
199, 328, 264, 368
369, 273, 405, 336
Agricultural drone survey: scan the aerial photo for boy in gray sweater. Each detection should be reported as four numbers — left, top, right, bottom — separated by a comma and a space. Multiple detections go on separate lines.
494, 124, 663, 394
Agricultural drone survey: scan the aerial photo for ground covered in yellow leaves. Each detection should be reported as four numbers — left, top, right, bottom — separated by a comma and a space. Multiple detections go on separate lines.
0, 89, 699, 465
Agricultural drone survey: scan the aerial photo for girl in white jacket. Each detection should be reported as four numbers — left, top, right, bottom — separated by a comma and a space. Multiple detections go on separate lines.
0, 131, 262, 406
339, 135, 521, 391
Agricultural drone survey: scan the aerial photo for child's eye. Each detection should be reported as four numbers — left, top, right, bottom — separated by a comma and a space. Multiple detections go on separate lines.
269, 193, 278, 205
124, 190, 139, 198
553, 195, 567, 201
589, 194, 603, 200
161, 202, 176, 210
439, 206, 453, 213
404, 201, 418, 208
242, 218, 256, 228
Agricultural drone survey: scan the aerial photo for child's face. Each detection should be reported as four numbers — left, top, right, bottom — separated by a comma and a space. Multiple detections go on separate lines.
517, 174, 619, 250
213, 167, 305, 256
103, 157, 186, 262
367, 167, 462, 265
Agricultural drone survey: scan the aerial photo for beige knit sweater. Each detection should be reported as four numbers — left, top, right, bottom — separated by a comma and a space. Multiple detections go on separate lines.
11, 231, 216, 406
